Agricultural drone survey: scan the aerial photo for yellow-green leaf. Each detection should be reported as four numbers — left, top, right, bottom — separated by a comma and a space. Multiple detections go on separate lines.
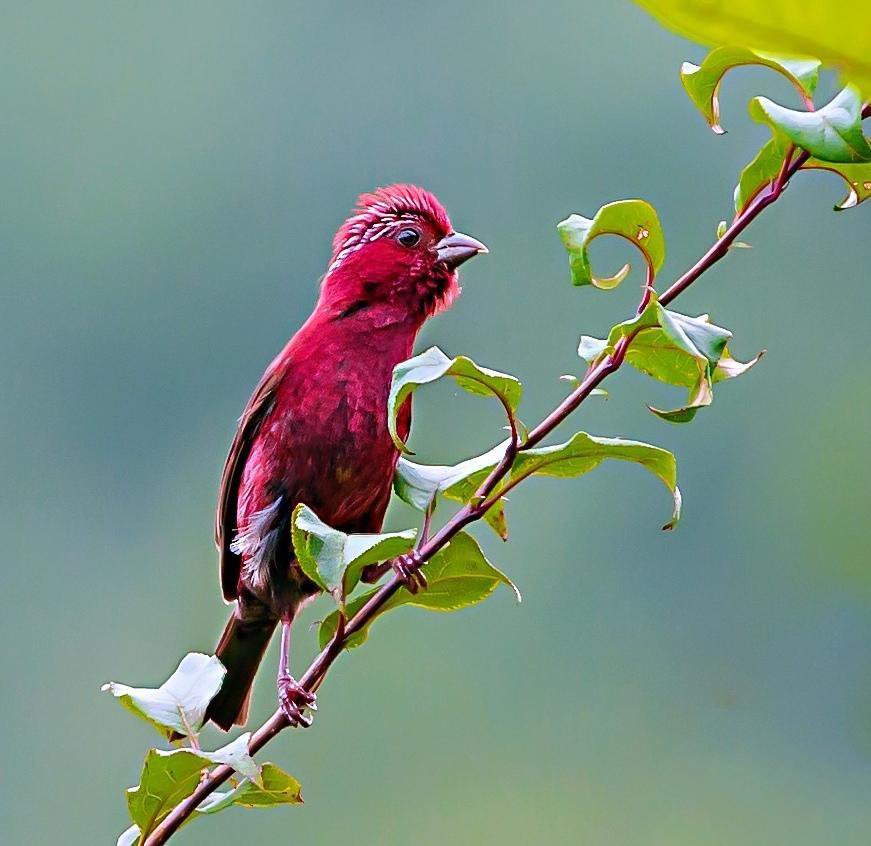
634, 0, 871, 98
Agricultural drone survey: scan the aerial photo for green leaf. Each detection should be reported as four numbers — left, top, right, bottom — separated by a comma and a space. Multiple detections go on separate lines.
737, 111, 871, 213
734, 135, 790, 214
402, 420, 683, 538
388, 347, 522, 453
102, 653, 226, 740
126, 749, 300, 838
658, 307, 731, 368
802, 159, 871, 210
749, 86, 871, 164
440, 429, 681, 528
507, 431, 682, 531
713, 346, 765, 383
394, 442, 509, 539
632, 310, 760, 423
581, 293, 759, 424
319, 532, 520, 650
681, 47, 819, 134
606, 295, 664, 345
518, 430, 674, 486
648, 378, 713, 424
127, 748, 212, 834
291, 504, 416, 601
628, 314, 729, 388
196, 764, 303, 813
633, 0, 871, 99
577, 294, 669, 366
557, 200, 665, 289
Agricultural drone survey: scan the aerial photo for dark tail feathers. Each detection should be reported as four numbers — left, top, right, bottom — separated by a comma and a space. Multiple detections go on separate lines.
206, 612, 276, 731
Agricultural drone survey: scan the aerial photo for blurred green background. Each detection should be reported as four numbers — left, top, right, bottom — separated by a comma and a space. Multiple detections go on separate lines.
3, 2, 871, 844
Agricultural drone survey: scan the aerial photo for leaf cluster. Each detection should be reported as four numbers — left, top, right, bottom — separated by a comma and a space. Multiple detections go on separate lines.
104, 656, 302, 844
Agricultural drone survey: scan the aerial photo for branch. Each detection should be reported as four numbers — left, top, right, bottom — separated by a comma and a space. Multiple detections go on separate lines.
144, 142, 815, 845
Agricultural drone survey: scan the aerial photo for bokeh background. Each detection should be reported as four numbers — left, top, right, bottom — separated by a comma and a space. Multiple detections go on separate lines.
3, 2, 871, 844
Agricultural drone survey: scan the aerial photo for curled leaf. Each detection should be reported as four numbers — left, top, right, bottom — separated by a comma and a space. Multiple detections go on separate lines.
802, 160, 871, 210
749, 86, 871, 164
558, 200, 665, 289
388, 347, 521, 453
681, 47, 819, 134
580, 292, 759, 423
648, 378, 713, 423
713, 347, 765, 382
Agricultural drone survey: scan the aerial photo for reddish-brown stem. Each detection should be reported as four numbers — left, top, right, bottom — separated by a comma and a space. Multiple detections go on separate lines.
144, 121, 839, 844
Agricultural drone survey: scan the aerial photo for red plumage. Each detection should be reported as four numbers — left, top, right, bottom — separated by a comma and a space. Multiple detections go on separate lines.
205, 185, 487, 730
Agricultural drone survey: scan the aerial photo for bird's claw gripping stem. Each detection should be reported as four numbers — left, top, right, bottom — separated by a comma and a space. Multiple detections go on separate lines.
392, 552, 427, 595
277, 675, 316, 728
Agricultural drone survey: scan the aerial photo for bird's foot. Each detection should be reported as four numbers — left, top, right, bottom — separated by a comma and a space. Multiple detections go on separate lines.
392, 552, 427, 595
277, 675, 316, 728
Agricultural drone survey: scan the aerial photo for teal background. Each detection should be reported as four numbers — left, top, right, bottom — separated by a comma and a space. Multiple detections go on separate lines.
3, 2, 871, 844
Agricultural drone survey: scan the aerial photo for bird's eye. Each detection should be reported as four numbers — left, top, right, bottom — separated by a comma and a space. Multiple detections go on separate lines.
396, 227, 421, 247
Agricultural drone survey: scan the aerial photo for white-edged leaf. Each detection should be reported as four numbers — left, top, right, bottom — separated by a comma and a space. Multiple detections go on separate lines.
117, 825, 140, 846
202, 733, 262, 786
394, 442, 509, 539
102, 653, 226, 740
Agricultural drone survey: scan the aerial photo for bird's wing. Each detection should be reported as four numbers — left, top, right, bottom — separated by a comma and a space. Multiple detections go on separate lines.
215, 365, 283, 601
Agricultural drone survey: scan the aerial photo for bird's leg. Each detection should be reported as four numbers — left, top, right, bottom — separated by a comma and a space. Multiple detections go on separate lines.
277, 619, 316, 728
391, 551, 427, 595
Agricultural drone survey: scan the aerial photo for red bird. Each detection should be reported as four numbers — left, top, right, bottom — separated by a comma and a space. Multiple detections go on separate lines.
205, 185, 487, 730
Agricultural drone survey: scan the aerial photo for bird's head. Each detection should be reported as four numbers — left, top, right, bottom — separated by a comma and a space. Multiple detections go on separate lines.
320, 184, 487, 320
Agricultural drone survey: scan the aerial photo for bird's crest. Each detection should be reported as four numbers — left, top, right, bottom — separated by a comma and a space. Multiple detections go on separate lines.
329, 184, 451, 272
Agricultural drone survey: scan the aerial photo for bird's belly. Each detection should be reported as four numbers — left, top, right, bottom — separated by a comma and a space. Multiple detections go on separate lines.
242, 399, 397, 531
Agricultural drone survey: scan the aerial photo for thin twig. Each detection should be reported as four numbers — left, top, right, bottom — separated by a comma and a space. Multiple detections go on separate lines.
145, 139, 821, 845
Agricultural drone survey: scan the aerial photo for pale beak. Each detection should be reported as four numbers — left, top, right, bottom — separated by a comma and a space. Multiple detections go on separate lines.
433, 231, 489, 269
